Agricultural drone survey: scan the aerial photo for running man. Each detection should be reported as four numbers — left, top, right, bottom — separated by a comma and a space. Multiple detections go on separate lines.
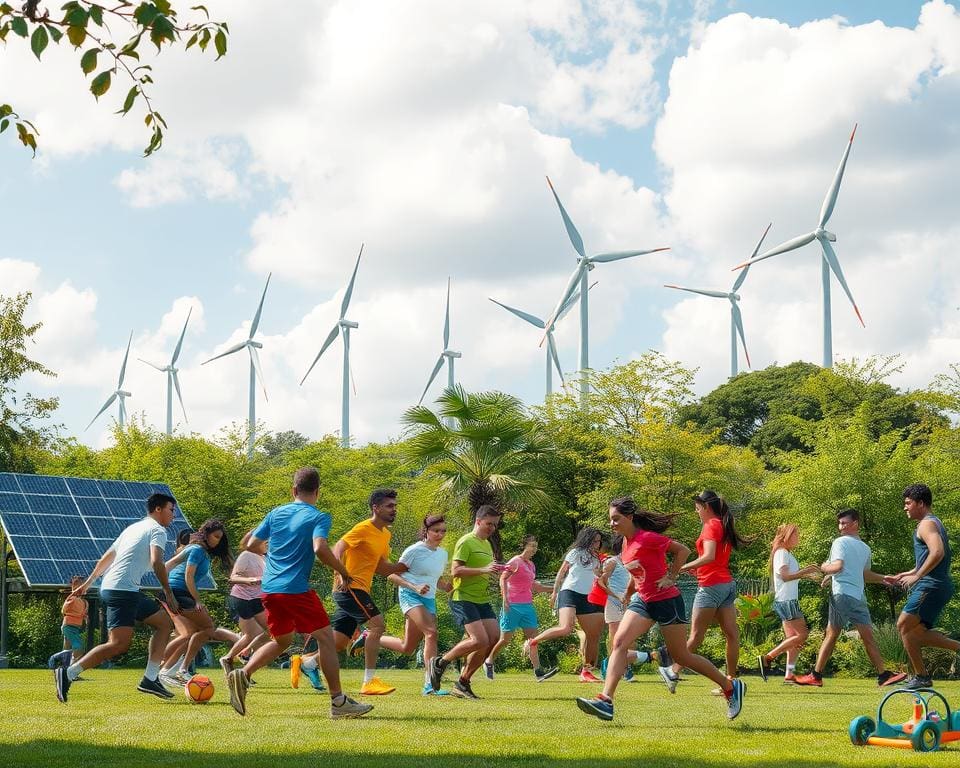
51, 492, 180, 703
794, 509, 906, 688
886, 484, 959, 689
227, 467, 371, 719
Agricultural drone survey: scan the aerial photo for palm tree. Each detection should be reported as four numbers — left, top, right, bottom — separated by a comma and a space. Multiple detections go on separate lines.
402, 386, 554, 513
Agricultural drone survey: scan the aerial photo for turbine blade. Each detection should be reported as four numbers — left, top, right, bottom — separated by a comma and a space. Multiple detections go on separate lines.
85, 392, 118, 431
117, 331, 133, 388
201, 339, 248, 365
547, 332, 564, 384
556, 287, 581, 322
590, 247, 670, 264
443, 278, 451, 349
171, 370, 188, 423
249, 346, 268, 401
546, 176, 586, 260
418, 356, 445, 405
299, 324, 341, 386
138, 358, 166, 372
349, 359, 357, 397
488, 298, 544, 329
119, 396, 126, 426
171, 307, 192, 364
820, 237, 865, 327
818, 124, 857, 229
340, 244, 363, 319
733, 231, 817, 270
732, 222, 772, 291
540, 262, 586, 346
249, 273, 271, 338
664, 285, 728, 299
732, 303, 751, 369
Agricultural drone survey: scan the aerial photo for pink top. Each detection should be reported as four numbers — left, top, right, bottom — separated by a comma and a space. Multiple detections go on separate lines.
621, 529, 681, 604
504, 555, 536, 603
230, 550, 265, 600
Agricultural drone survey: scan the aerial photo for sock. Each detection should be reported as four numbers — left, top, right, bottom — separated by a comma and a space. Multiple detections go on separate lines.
332, 693, 346, 706
438, 657, 450, 671
785, 663, 796, 675
173, 654, 185, 671
144, 661, 161, 681
363, 669, 376, 684
424, 666, 432, 685
67, 663, 83, 681
597, 693, 611, 702
302, 656, 318, 672
630, 650, 646, 663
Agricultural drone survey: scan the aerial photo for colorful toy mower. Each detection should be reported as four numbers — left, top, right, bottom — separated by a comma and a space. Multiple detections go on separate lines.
850, 687, 960, 752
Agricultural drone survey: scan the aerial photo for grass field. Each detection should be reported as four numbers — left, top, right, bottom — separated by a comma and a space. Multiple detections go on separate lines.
0, 668, 957, 767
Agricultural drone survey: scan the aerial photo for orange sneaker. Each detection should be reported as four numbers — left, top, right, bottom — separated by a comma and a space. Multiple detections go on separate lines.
359, 677, 396, 695
290, 654, 302, 689
579, 668, 601, 683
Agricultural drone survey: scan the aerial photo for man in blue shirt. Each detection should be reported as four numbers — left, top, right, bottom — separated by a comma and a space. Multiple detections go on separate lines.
226, 467, 372, 719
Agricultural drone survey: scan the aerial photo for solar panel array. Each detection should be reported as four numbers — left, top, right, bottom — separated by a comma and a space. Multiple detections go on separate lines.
0, 472, 214, 590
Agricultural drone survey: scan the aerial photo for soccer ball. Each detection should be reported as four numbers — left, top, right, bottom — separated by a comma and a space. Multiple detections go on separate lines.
184, 674, 215, 703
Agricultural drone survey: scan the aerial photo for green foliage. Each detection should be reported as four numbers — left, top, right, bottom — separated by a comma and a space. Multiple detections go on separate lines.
6, 593, 62, 666
735, 592, 779, 646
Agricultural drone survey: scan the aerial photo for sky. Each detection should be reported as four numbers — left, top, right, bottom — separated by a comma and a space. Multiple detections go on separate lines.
1, 0, 958, 448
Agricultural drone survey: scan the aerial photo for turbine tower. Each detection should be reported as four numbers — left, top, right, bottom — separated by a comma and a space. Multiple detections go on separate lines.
300, 245, 364, 449
139, 308, 192, 436
86, 331, 133, 431
419, 278, 461, 425
734, 125, 863, 368
202, 274, 270, 459
664, 224, 770, 378
540, 176, 669, 406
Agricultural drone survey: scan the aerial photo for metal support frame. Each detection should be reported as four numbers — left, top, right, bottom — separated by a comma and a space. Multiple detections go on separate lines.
0, 537, 9, 668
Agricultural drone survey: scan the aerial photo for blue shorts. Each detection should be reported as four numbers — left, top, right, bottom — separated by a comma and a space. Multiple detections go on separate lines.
902, 584, 953, 629
100, 588, 162, 630
62, 624, 83, 651
627, 594, 687, 626
773, 599, 805, 622
500, 602, 538, 632
398, 587, 436, 615
692, 581, 736, 610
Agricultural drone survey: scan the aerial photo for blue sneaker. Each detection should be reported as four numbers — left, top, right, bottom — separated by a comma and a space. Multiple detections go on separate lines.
726, 678, 745, 720
599, 657, 608, 679
422, 683, 450, 696
303, 666, 326, 691
576, 695, 614, 721
623, 665, 634, 682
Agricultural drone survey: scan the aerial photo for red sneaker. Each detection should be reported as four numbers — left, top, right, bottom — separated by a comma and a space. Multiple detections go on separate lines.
579, 668, 602, 683
793, 673, 823, 687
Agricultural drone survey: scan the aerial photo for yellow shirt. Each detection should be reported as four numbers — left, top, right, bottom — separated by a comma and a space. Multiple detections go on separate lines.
339, 519, 391, 593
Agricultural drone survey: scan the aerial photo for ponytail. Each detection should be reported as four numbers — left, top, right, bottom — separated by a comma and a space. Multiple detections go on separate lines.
610, 496, 675, 533
700, 495, 747, 550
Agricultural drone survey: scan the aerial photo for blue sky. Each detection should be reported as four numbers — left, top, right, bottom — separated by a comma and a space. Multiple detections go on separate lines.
2, 1, 957, 447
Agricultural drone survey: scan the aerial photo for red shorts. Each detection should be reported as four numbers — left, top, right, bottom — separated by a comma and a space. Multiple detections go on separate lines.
262, 590, 330, 638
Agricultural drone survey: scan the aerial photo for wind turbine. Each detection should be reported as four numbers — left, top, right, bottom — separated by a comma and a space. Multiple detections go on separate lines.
540, 176, 669, 405
139, 308, 191, 436
300, 245, 364, 449
86, 331, 133, 431
419, 278, 461, 424
489, 282, 593, 399
733, 125, 863, 368
202, 274, 270, 459
664, 224, 771, 378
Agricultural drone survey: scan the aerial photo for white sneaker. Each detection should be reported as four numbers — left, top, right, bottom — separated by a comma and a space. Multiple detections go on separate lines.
658, 666, 678, 694
331, 695, 373, 719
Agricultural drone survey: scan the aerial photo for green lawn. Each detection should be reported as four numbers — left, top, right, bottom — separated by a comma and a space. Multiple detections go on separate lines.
0, 668, 957, 767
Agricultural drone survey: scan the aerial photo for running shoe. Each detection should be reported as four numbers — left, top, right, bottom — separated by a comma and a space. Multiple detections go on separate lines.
159, 671, 182, 690
783, 673, 797, 684
450, 679, 480, 699
658, 665, 678, 694
575, 695, 614, 721
54, 664, 72, 703
349, 629, 369, 657
579, 668, 602, 683
422, 683, 450, 696
51, 650, 72, 670
599, 657, 608, 679
289, 653, 302, 688
535, 666, 559, 682
484, 661, 495, 680
359, 677, 396, 695
623, 665, 635, 682
901, 674, 932, 690
793, 672, 823, 687
725, 678, 745, 720
656, 644, 674, 668
331, 695, 374, 719
227, 668, 249, 716
757, 654, 770, 683
429, 656, 447, 692
877, 670, 907, 687
303, 666, 326, 691
220, 655, 234, 678
137, 676, 174, 699
172, 669, 192, 685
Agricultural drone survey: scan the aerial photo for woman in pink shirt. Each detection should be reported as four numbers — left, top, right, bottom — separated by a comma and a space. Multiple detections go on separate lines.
575, 496, 745, 723
220, 538, 269, 678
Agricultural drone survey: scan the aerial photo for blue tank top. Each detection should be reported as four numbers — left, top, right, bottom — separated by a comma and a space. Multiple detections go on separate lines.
915, 515, 951, 590
607, 556, 630, 596
168, 544, 211, 592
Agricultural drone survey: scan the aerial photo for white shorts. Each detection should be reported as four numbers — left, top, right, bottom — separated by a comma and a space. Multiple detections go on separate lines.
604, 598, 624, 624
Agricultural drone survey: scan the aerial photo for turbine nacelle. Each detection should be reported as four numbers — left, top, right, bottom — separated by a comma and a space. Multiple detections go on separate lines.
340, 319, 359, 330
443, 350, 462, 359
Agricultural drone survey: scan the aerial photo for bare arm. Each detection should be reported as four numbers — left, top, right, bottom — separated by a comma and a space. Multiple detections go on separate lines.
184, 563, 201, 607
387, 571, 427, 594
658, 540, 690, 588
778, 563, 821, 582
897, 520, 945, 588
151, 545, 179, 614
680, 538, 716, 573
315, 536, 351, 587
550, 561, 570, 598
820, 558, 843, 576
450, 559, 500, 578
376, 557, 409, 576
499, 569, 511, 609
75, 549, 117, 596
164, 548, 189, 572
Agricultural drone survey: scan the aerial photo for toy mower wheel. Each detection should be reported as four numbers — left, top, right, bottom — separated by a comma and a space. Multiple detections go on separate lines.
911, 721, 940, 753
849, 716, 876, 746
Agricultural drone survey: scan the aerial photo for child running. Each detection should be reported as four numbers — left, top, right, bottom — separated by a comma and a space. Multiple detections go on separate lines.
484, 535, 558, 682
377, 514, 452, 695
227, 467, 371, 719
59, 576, 89, 666
220, 537, 271, 682
576, 496, 745, 722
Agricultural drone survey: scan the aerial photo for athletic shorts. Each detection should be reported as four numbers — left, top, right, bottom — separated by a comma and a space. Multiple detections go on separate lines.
331, 589, 381, 637
828, 593, 872, 629
62, 624, 83, 651
902, 584, 954, 629
499, 602, 538, 632
692, 581, 736, 610
450, 599, 497, 628
773, 599, 805, 622
100, 588, 162, 630
398, 587, 436, 615
557, 589, 604, 615
228, 595, 265, 621
604, 598, 624, 624
262, 590, 330, 638
627, 594, 687, 626
171, 588, 197, 612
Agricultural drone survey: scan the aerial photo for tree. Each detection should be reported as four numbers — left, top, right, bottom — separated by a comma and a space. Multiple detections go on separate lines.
0, 1, 229, 155
260, 430, 311, 460
0, 291, 59, 472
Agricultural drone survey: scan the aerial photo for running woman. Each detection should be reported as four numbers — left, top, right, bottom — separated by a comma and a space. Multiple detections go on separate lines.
377, 514, 452, 695
527, 528, 605, 682
226, 467, 371, 719
484, 535, 557, 682
887, 484, 959, 689
220, 537, 271, 683
757, 524, 820, 683
51, 493, 180, 703
429, 505, 507, 699
576, 496, 745, 722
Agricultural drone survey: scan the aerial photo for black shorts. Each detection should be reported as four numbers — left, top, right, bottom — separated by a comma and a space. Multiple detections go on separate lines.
627, 594, 687, 626
449, 600, 497, 628
171, 588, 197, 611
228, 595, 265, 621
557, 589, 604, 615
100, 589, 162, 630
331, 589, 381, 637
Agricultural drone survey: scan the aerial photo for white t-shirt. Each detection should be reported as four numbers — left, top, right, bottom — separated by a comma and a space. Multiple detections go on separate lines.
561, 549, 599, 594
398, 541, 449, 598
829, 535, 872, 600
100, 517, 168, 593
773, 548, 799, 602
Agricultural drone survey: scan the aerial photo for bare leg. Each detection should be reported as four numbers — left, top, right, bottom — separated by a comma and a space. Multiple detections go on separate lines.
674, 603, 717, 674
461, 619, 498, 680
142, 609, 173, 666
898, 611, 960, 676
75, 626, 134, 671
856, 623, 886, 674
716, 604, 740, 677
601, 612, 655, 700
486, 629, 514, 665
379, 612, 425, 656
530, 607, 576, 646
577, 612, 605, 668
522, 628, 541, 669
362, 614, 386, 672
813, 624, 840, 673
663, 623, 732, 691
767, 619, 808, 664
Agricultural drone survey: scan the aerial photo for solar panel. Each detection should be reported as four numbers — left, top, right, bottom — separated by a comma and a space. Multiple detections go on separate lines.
0, 472, 216, 590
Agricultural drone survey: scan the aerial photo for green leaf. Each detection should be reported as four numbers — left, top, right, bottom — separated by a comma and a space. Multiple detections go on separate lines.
89, 4, 104, 26
80, 47, 100, 75
134, 3, 160, 27
144, 112, 152, 125
0, 104, 13, 117
46, 24, 63, 43
190, 4, 209, 18
66, 24, 86, 47
198, 27, 210, 51
119, 85, 138, 114
16, 122, 36, 156
90, 70, 112, 100
185, 31, 198, 50
150, 15, 175, 50
64, 6, 88, 27
214, 28, 226, 60
0, 119, 8, 134
10, 16, 27, 37
155, 0, 172, 15
30, 26, 48, 60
